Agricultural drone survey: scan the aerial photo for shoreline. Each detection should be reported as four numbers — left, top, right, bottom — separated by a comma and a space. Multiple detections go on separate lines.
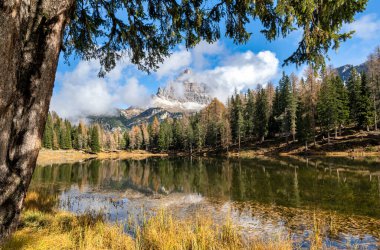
37, 149, 167, 165
37, 147, 380, 166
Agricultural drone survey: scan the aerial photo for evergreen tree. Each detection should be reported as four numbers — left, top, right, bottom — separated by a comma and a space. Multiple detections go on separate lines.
158, 120, 173, 151
347, 68, 362, 125
42, 113, 53, 149
244, 89, 255, 140
268, 87, 282, 136
358, 73, 374, 130
296, 96, 314, 150
254, 87, 269, 142
334, 76, 350, 136
317, 74, 338, 143
90, 126, 101, 153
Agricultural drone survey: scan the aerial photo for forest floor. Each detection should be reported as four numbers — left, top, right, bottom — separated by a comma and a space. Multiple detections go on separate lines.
228, 129, 380, 158
37, 149, 167, 165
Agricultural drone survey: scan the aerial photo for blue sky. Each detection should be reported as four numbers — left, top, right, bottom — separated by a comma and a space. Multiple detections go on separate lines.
52, 0, 380, 120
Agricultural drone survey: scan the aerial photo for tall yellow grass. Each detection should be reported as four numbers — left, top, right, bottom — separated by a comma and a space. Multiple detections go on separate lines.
2, 209, 293, 250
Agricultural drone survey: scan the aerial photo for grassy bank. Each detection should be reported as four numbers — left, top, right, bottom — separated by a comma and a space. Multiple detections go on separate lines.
37, 149, 167, 165
227, 130, 380, 158
1, 210, 293, 250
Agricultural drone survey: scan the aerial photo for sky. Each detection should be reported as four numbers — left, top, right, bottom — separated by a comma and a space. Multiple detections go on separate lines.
52, 0, 380, 121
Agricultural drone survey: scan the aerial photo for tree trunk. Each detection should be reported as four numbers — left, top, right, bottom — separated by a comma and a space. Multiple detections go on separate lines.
0, 0, 73, 240
334, 126, 338, 139
374, 95, 378, 131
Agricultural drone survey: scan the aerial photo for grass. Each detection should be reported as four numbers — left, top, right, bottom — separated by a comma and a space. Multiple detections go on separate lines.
1, 209, 293, 250
37, 149, 167, 165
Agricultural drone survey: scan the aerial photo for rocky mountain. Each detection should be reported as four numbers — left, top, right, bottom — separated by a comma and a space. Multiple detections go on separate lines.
152, 69, 212, 112
336, 63, 367, 82
90, 69, 212, 129
90, 107, 183, 130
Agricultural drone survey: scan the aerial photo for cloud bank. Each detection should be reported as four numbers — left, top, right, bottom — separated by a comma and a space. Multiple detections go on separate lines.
51, 60, 151, 122
52, 41, 279, 121
345, 14, 380, 40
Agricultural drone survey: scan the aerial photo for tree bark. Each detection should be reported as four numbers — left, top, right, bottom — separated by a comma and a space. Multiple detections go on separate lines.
0, 0, 73, 240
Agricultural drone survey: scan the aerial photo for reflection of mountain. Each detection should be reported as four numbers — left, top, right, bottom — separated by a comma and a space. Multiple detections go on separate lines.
90, 69, 212, 129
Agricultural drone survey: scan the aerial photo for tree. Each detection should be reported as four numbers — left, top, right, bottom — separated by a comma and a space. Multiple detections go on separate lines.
0, 0, 369, 239
367, 47, 380, 130
254, 87, 269, 142
244, 89, 255, 140
90, 126, 101, 153
140, 123, 150, 151
317, 73, 338, 143
334, 76, 350, 136
42, 113, 54, 149
358, 73, 374, 130
158, 120, 173, 152
347, 69, 363, 126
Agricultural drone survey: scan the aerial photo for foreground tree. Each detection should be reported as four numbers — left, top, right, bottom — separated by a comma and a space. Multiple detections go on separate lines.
0, 0, 369, 239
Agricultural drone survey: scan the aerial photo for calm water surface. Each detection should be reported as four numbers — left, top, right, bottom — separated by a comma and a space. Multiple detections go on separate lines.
26, 157, 380, 249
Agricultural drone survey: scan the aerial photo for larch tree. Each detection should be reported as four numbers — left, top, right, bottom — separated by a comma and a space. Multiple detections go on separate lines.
0, 0, 369, 239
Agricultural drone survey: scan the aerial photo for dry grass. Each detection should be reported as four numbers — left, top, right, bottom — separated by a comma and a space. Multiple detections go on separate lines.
37, 149, 167, 165
1, 210, 134, 250
2, 209, 293, 250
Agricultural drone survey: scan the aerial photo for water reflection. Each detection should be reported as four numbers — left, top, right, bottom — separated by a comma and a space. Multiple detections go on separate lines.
26, 156, 380, 248
29, 157, 380, 217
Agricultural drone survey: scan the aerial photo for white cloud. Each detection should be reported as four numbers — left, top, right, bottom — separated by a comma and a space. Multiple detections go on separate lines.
155, 49, 192, 79
181, 50, 279, 101
191, 41, 224, 69
118, 77, 151, 108
52, 42, 279, 120
51, 60, 150, 122
345, 14, 380, 40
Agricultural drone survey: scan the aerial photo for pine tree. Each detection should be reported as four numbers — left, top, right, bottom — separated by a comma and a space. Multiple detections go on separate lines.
254, 87, 269, 142
244, 89, 255, 140
317, 74, 338, 143
296, 94, 313, 150
334, 76, 350, 136
347, 68, 362, 125
42, 113, 53, 149
268, 87, 281, 136
90, 126, 101, 153
358, 73, 374, 130
158, 120, 173, 151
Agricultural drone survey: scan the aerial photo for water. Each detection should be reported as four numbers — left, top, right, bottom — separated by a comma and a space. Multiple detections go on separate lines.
26, 156, 380, 248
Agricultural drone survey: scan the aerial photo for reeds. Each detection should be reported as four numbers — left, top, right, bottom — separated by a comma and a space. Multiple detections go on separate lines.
2, 209, 293, 250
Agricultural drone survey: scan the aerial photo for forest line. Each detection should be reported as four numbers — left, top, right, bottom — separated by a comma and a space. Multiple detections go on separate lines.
42, 47, 380, 154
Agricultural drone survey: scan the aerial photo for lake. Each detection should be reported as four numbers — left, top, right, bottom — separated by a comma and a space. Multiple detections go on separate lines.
26, 156, 380, 249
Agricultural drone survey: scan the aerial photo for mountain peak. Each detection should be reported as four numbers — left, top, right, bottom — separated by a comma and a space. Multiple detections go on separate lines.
152, 69, 212, 112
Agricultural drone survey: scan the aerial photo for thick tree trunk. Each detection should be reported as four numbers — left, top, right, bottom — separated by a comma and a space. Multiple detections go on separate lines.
0, 0, 73, 240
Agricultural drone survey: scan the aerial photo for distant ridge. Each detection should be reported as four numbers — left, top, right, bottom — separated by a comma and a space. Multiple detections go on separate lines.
335, 63, 367, 82
89, 69, 212, 129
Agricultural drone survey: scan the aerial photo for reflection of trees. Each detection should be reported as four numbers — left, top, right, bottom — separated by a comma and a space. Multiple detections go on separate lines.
31, 157, 380, 217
